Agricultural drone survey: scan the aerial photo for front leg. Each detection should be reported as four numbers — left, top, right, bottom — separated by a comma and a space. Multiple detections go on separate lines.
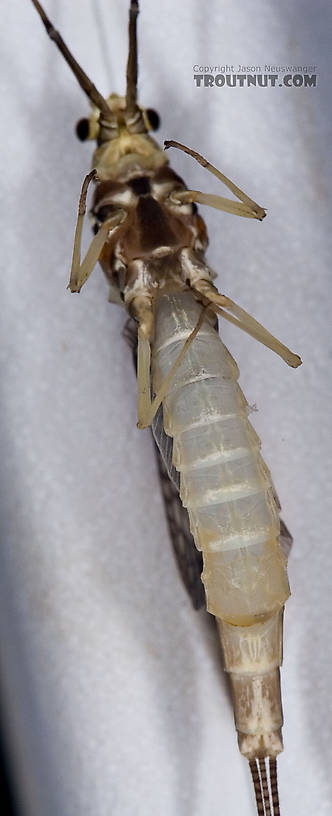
69, 170, 125, 293
164, 140, 266, 221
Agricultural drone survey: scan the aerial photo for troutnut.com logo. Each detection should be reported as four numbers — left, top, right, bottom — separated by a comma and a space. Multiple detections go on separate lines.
193, 64, 317, 88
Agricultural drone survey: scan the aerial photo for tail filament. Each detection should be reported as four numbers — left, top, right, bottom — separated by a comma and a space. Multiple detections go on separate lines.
249, 758, 281, 816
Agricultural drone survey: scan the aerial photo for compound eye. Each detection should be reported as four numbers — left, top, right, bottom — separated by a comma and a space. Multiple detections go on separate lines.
76, 118, 90, 141
145, 108, 160, 131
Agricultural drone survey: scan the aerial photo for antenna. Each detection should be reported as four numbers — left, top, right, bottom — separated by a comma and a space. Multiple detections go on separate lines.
126, 1, 139, 119
30, 0, 111, 119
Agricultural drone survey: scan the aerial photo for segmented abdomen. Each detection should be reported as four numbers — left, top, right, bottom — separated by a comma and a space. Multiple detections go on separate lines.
152, 289, 289, 626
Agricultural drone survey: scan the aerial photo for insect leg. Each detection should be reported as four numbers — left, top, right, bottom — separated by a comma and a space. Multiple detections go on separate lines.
134, 302, 209, 429
137, 326, 152, 428
196, 281, 302, 368
180, 249, 301, 368
165, 139, 266, 220
171, 190, 262, 219
69, 171, 125, 293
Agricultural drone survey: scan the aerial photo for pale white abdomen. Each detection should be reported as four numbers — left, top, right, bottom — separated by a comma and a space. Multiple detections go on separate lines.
152, 289, 289, 627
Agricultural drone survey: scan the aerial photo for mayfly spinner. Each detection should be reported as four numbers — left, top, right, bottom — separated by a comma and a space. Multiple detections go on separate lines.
30, 1, 302, 813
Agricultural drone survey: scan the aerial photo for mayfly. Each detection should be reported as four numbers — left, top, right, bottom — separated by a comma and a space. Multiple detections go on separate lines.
29, 0, 301, 813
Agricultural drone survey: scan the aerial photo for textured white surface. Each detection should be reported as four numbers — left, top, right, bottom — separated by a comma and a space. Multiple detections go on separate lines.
1, 1, 331, 814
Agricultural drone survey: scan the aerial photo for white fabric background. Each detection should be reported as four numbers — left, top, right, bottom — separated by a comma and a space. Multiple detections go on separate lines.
1, 1, 331, 814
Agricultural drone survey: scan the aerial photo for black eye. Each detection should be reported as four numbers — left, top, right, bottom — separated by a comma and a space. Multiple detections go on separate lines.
146, 109, 160, 131
76, 118, 89, 141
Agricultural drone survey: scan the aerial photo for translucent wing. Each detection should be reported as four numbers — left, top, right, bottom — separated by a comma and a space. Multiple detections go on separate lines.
278, 517, 293, 558
151, 403, 179, 490
123, 318, 205, 610
152, 434, 205, 610
271, 483, 294, 558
